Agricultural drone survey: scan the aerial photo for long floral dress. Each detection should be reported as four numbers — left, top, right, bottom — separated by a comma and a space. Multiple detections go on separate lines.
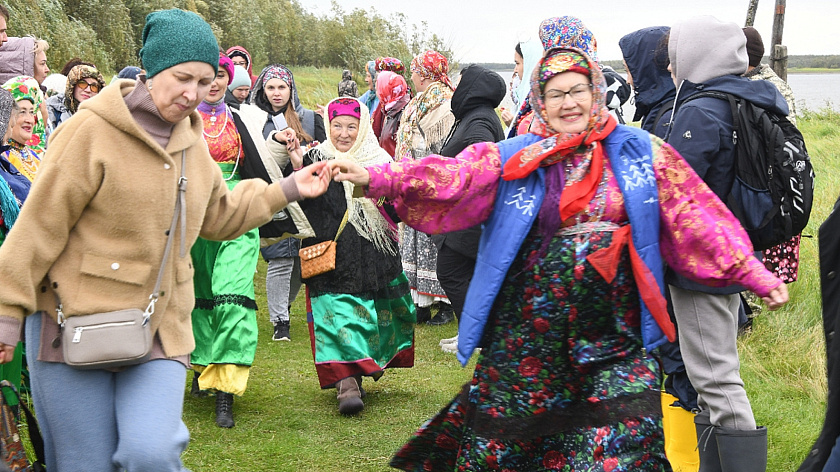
364, 136, 779, 471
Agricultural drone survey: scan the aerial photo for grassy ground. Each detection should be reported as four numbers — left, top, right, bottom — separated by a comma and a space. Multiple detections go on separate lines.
181, 261, 472, 471
789, 68, 840, 74
168, 62, 840, 470
738, 107, 840, 471
176, 107, 840, 471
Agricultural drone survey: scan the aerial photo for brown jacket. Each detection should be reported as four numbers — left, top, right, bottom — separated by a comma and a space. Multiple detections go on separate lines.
0, 80, 297, 357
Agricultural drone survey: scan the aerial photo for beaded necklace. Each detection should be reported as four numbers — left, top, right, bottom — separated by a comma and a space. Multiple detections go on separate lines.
199, 102, 241, 181
5, 140, 39, 182
561, 143, 612, 274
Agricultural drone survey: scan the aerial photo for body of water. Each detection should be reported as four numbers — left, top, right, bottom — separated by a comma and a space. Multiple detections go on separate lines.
490, 69, 840, 120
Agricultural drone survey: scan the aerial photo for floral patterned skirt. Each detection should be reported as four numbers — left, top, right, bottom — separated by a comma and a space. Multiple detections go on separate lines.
401, 225, 448, 302
391, 228, 671, 471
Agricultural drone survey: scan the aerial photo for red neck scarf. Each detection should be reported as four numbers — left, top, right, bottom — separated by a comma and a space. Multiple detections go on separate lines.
502, 114, 617, 221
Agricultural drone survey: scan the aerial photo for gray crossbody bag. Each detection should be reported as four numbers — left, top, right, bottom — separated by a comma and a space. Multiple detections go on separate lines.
53, 150, 187, 370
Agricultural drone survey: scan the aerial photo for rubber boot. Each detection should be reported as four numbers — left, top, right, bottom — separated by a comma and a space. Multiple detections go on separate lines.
694, 411, 722, 472
336, 376, 364, 415
215, 392, 235, 428
715, 425, 767, 472
661, 392, 699, 472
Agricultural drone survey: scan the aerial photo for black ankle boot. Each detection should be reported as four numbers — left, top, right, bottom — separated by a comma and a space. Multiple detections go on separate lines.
190, 371, 208, 397
215, 392, 235, 428
415, 306, 432, 324
427, 304, 455, 325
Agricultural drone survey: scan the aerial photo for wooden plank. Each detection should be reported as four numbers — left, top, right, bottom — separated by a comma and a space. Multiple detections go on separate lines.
769, 0, 787, 79
745, 0, 760, 27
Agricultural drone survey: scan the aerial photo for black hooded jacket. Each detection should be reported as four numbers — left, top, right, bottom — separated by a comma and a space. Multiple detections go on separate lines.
434, 65, 506, 258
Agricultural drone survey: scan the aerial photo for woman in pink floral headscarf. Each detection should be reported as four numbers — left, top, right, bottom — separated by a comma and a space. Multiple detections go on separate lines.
371, 57, 407, 138
376, 71, 410, 156
331, 46, 787, 471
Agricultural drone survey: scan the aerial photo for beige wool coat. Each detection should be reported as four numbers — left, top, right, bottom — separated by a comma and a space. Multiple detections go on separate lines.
0, 80, 297, 358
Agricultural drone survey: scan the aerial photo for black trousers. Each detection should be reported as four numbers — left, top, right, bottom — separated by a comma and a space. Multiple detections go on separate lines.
435, 244, 477, 320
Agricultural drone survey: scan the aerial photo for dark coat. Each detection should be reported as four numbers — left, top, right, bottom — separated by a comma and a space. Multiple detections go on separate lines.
618, 26, 676, 134
798, 195, 840, 472
664, 74, 787, 294
434, 65, 506, 259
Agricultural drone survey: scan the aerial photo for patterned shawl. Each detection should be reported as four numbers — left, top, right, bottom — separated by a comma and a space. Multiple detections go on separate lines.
375, 57, 405, 74
393, 80, 454, 161
63, 64, 105, 114
312, 97, 398, 255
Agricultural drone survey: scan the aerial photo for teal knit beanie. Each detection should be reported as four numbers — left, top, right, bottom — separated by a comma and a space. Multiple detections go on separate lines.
140, 9, 219, 79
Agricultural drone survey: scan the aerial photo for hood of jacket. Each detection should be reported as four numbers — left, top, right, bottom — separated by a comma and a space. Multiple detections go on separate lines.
679, 73, 789, 116
0, 37, 35, 85
251, 65, 305, 117
619, 26, 675, 121
451, 65, 506, 121
226, 46, 254, 76
669, 16, 748, 86
78, 79, 204, 155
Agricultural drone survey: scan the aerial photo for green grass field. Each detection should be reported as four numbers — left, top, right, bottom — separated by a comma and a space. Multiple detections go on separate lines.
176, 68, 840, 471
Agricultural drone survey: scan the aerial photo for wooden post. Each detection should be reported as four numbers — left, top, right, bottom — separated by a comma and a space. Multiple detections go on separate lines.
770, 0, 788, 81
745, 0, 760, 27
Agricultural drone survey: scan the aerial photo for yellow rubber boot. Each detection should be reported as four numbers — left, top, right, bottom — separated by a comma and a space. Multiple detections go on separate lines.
661, 392, 700, 472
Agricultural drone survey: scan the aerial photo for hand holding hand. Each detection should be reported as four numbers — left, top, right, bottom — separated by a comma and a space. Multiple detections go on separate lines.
276, 128, 297, 144
762, 283, 789, 311
294, 161, 332, 198
329, 159, 370, 186
501, 108, 514, 126
0, 343, 16, 364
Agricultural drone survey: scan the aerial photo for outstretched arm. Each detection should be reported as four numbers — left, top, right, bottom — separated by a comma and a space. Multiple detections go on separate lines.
331, 142, 504, 234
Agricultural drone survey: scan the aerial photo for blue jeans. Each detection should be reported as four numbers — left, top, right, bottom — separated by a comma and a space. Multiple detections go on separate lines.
25, 313, 190, 471
266, 257, 301, 323
824, 435, 840, 472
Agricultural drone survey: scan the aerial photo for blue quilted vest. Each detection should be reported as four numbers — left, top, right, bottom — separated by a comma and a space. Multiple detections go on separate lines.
456, 125, 667, 365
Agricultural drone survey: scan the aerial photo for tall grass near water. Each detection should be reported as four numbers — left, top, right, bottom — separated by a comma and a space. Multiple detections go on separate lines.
740, 107, 840, 471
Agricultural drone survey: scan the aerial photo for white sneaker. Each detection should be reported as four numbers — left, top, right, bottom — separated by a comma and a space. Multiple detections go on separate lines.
439, 334, 458, 347
441, 341, 458, 353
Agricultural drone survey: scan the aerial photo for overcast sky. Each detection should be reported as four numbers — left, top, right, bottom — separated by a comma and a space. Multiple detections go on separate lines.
307, 0, 838, 64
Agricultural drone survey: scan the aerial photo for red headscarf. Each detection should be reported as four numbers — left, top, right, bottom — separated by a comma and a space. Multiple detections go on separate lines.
409, 50, 453, 90
502, 48, 616, 222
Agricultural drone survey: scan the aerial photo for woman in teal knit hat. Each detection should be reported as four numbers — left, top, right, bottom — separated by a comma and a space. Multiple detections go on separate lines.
0, 8, 332, 471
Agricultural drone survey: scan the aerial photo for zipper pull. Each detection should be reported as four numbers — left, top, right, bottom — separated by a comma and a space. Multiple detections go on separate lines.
72, 327, 83, 343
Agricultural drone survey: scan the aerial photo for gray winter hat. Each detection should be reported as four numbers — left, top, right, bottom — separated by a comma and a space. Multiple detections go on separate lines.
669, 16, 748, 85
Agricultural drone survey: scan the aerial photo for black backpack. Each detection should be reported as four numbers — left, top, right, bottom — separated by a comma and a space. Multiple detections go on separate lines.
665, 91, 814, 251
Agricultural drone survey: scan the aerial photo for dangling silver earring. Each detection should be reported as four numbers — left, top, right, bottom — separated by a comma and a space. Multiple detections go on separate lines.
147, 79, 153, 91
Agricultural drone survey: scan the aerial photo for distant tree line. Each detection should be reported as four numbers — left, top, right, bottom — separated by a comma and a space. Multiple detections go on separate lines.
472, 56, 840, 72
3, 0, 453, 76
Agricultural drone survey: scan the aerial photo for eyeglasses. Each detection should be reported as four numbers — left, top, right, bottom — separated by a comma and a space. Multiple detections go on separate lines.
542, 83, 593, 106
75, 80, 101, 93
